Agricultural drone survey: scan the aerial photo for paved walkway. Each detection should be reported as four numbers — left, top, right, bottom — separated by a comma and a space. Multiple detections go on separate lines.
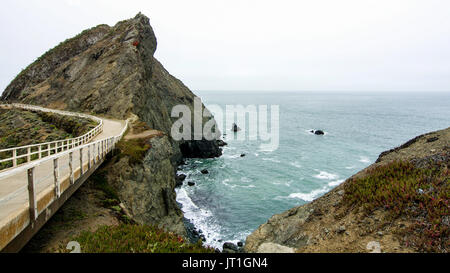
0, 114, 126, 250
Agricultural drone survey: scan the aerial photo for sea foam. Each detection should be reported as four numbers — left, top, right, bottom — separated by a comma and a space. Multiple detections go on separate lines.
314, 171, 339, 180
289, 187, 329, 202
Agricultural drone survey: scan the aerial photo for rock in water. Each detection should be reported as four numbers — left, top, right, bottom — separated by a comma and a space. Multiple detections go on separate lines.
179, 139, 222, 158
175, 174, 187, 187
314, 130, 325, 135
232, 123, 241, 132
201, 169, 209, 175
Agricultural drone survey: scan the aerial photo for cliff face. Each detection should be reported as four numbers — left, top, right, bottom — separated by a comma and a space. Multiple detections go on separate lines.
245, 127, 449, 253
1, 13, 222, 236
105, 135, 187, 235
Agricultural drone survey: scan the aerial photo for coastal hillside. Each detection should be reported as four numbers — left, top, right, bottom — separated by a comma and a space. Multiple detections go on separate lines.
1, 13, 222, 246
0, 106, 97, 171
0, 107, 97, 150
245, 127, 449, 253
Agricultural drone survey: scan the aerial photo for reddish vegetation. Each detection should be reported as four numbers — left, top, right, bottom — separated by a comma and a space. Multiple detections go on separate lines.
132, 40, 139, 47
344, 160, 449, 252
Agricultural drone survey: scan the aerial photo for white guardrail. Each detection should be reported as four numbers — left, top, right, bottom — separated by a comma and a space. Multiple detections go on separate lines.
0, 104, 128, 250
0, 103, 104, 172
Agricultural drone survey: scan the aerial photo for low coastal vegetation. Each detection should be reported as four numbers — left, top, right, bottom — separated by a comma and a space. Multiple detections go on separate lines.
115, 137, 151, 165
0, 108, 96, 149
0, 108, 97, 170
344, 160, 449, 252
68, 224, 215, 253
115, 121, 165, 165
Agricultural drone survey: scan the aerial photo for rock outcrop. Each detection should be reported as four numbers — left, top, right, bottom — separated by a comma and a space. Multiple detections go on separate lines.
1, 13, 222, 236
1, 12, 221, 162
105, 135, 187, 236
245, 127, 449, 253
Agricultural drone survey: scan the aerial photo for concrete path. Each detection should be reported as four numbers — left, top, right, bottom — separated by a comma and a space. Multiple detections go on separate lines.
0, 115, 127, 250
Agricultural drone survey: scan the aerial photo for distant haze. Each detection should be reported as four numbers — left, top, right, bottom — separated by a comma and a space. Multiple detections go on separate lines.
1, 0, 450, 93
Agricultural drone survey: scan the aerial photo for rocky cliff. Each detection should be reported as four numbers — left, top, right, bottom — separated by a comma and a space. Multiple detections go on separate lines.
1, 13, 221, 161
245, 127, 449, 253
1, 13, 222, 237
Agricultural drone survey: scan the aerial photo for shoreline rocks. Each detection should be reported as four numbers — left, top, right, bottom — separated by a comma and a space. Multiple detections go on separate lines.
175, 174, 187, 187
222, 242, 244, 253
217, 140, 228, 147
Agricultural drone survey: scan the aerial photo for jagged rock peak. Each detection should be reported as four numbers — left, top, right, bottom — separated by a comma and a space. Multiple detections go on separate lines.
1, 13, 159, 102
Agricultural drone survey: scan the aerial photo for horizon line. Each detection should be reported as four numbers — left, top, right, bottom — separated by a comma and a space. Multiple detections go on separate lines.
194, 89, 450, 93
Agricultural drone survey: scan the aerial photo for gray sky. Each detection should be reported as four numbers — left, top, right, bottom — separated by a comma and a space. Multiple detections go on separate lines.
1, 0, 450, 92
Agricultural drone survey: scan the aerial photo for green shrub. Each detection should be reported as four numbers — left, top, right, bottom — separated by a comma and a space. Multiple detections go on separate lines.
71, 224, 215, 253
116, 138, 151, 165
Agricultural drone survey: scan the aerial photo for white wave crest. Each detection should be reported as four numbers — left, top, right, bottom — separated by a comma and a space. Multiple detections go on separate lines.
328, 179, 345, 187
359, 156, 371, 163
314, 171, 339, 180
262, 157, 281, 163
175, 188, 222, 249
289, 187, 329, 202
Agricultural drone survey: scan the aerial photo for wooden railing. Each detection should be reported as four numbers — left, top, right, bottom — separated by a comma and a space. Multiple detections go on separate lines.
0, 104, 103, 172
0, 104, 128, 251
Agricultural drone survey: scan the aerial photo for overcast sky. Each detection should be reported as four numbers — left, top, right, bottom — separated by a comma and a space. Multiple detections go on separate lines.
1, 0, 450, 92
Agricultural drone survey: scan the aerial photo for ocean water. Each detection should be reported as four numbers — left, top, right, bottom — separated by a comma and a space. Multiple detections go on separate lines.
175, 91, 450, 249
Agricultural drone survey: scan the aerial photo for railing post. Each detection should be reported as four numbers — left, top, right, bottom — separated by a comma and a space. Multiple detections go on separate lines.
97, 142, 100, 162
69, 152, 74, 184
27, 167, 38, 221
12, 149, 17, 167
79, 147, 84, 176
54, 158, 60, 198
27, 147, 31, 162
38, 145, 42, 159
93, 143, 97, 164
88, 144, 91, 169
112, 138, 115, 156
